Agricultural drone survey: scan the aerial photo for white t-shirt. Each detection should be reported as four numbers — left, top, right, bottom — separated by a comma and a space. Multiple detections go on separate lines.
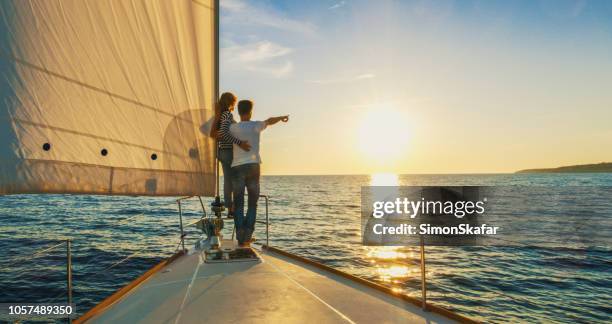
230, 121, 267, 167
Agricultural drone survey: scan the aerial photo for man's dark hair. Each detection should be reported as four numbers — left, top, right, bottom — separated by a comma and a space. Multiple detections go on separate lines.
237, 100, 253, 115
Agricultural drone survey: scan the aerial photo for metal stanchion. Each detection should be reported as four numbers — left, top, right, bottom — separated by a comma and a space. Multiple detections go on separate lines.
420, 235, 427, 311
67, 239, 73, 323
178, 201, 186, 252
262, 195, 269, 248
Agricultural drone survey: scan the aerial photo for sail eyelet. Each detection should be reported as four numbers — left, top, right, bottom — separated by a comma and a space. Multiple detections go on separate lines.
151, 153, 158, 160
101, 149, 108, 156
42, 143, 51, 151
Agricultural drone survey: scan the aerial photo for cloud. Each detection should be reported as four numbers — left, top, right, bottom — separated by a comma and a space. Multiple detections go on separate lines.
221, 0, 316, 36
355, 73, 375, 80
247, 61, 294, 78
225, 41, 293, 63
329, 1, 347, 10
222, 41, 294, 78
308, 73, 375, 84
220, 0, 247, 11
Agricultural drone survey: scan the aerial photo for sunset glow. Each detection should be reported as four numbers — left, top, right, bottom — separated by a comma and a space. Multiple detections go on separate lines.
357, 107, 411, 161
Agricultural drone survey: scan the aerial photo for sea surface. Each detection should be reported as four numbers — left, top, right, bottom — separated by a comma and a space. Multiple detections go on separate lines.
1, 174, 611, 323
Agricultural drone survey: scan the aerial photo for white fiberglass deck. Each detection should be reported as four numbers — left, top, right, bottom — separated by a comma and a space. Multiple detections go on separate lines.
85, 243, 457, 324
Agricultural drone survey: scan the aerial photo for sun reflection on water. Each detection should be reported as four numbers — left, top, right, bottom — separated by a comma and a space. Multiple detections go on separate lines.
376, 265, 413, 282
366, 246, 413, 260
365, 246, 418, 284
365, 176, 416, 285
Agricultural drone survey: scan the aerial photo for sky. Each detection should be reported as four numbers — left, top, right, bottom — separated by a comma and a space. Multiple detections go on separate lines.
219, 0, 612, 175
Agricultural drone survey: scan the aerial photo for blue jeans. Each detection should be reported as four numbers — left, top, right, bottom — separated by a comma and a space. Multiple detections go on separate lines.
218, 148, 233, 212
231, 163, 260, 244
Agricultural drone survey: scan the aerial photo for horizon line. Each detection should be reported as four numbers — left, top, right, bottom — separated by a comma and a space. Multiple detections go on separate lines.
258, 172, 518, 176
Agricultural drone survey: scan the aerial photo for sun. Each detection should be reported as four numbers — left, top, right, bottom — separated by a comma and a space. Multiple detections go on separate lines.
357, 107, 410, 160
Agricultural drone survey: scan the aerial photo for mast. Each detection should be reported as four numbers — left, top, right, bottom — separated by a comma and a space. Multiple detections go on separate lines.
214, 0, 220, 197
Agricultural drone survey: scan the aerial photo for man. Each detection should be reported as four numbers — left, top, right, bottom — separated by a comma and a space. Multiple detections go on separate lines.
230, 100, 288, 247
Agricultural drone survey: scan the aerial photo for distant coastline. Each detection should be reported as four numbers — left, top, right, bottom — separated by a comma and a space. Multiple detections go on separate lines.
516, 162, 612, 173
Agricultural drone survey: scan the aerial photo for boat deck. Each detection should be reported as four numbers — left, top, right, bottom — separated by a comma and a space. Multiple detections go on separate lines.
83, 243, 458, 323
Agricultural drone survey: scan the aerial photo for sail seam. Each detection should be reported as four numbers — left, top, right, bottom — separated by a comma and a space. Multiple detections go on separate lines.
13, 118, 186, 158
22, 158, 212, 175
0, 51, 202, 125
192, 0, 213, 10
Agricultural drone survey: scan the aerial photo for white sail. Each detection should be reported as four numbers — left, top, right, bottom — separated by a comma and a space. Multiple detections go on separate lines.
0, 0, 217, 196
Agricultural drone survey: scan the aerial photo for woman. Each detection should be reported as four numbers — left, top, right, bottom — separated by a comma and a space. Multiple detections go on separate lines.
211, 92, 250, 217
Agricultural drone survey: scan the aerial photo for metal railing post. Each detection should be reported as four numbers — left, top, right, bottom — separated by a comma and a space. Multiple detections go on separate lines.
420, 235, 427, 311
264, 195, 269, 248
197, 196, 206, 217
67, 239, 73, 323
178, 200, 186, 252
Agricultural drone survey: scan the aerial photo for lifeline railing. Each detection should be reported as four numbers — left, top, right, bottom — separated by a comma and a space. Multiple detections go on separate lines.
3, 196, 431, 322
5, 195, 580, 323
0, 239, 73, 323
2, 196, 424, 321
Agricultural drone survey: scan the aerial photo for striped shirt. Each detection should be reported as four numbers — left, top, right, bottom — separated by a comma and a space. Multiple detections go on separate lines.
218, 110, 243, 149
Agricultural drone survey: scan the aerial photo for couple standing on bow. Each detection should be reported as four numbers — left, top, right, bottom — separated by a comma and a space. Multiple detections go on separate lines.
210, 92, 288, 247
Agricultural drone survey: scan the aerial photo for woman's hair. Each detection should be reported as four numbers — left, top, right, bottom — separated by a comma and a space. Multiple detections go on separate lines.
216, 92, 237, 116
210, 92, 237, 138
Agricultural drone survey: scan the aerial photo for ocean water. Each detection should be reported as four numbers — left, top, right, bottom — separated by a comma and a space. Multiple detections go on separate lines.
0, 174, 611, 323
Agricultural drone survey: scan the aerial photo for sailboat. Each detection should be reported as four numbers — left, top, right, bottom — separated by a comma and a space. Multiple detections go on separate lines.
0, 0, 475, 323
